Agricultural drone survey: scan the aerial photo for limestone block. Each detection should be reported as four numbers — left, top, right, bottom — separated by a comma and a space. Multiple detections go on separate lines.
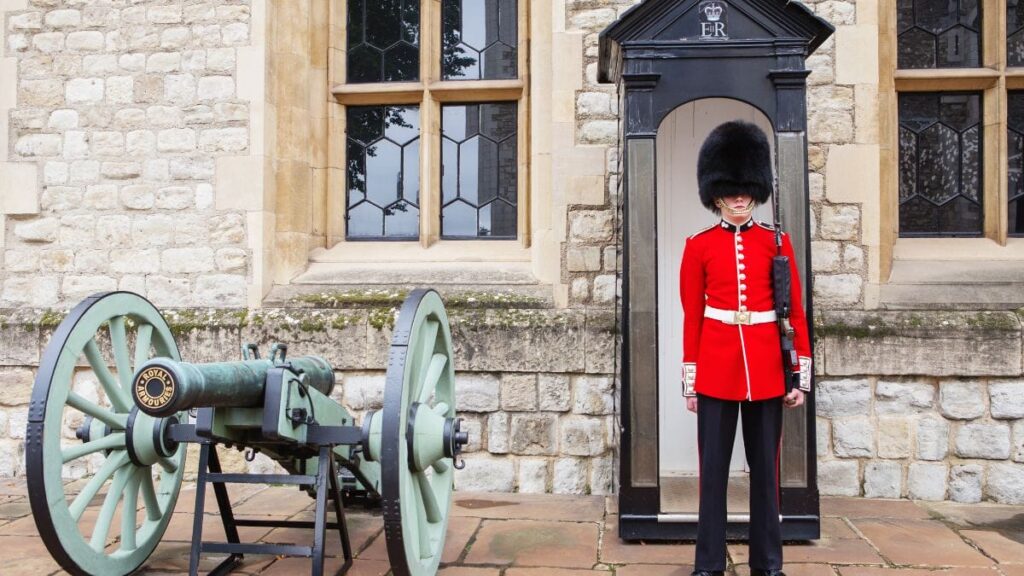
161, 247, 214, 273
835, 25, 878, 85
808, 85, 854, 144
985, 462, 1024, 504
570, 278, 589, 303
199, 127, 247, 152
94, 215, 131, 245
157, 128, 196, 152
584, 310, 615, 375
806, 53, 833, 86
876, 417, 912, 459
501, 373, 537, 411
454, 373, 500, 412
863, 461, 902, 498
0, 440, 23, 478
19, 78, 63, 107
454, 454, 514, 492
940, 380, 985, 420
813, 274, 862, 305
61, 275, 116, 302
517, 458, 548, 493
155, 186, 193, 210
572, 375, 613, 415
590, 453, 614, 495
833, 416, 874, 457
13, 217, 57, 242
459, 415, 483, 453
488, 412, 509, 454
214, 248, 246, 273
815, 378, 870, 418
215, 155, 265, 210
1014, 420, 1024, 463
811, 241, 840, 272
0, 368, 33, 407
449, 310, 586, 373
825, 145, 878, 204
15, 133, 61, 157
0, 310, 40, 366
197, 76, 234, 101
817, 417, 831, 456
147, 52, 181, 73
916, 417, 950, 461
989, 380, 1024, 419
553, 457, 587, 494
32, 32, 64, 53
193, 274, 246, 306
569, 210, 613, 242
567, 246, 602, 272
0, 163, 40, 215
580, 120, 617, 144
955, 422, 1011, 460
59, 214, 94, 247
875, 379, 935, 414
510, 414, 558, 456
110, 249, 159, 274
908, 462, 947, 501
592, 275, 617, 304
820, 311, 1022, 377
537, 374, 571, 412
559, 415, 605, 456
949, 464, 983, 503
818, 459, 859, 496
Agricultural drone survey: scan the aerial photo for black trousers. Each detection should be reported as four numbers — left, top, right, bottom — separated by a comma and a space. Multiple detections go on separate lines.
695, 393, 784, 571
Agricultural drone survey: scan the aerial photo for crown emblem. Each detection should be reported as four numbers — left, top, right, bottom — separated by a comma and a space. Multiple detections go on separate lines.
703, 2, 723, 21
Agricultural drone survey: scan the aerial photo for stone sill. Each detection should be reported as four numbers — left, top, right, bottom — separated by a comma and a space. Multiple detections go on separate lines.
880, 255, 1024, 310
815, 310, 1024, 378
0, 305, 617, 375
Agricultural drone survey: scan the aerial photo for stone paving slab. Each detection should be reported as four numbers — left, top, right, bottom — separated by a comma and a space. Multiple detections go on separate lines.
1, 485, 1023, 575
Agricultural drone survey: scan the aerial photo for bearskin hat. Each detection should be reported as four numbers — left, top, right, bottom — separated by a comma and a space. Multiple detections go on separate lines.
696, 120, 773, 212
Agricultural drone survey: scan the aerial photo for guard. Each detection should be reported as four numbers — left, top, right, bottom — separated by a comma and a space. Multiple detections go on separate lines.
679, 120, 812, 576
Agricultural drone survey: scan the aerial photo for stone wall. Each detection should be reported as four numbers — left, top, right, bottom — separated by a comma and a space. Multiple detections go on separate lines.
1, 0, 254, 308
814, 311, 1024, 504
0, 302, 620, 495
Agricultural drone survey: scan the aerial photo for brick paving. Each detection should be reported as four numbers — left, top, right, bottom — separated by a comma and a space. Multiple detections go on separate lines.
0, 478, 1021, 575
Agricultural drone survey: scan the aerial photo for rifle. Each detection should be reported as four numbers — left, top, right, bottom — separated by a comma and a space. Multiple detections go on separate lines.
770, 141, 800, 396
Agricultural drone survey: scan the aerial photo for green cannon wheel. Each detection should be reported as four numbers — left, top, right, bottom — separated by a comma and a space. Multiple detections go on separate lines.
377, 289, 460, 576
26, 292, 187, 576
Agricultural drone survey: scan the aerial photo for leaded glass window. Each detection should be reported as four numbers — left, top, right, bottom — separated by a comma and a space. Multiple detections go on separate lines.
898, 92, 982, 236
897, 0, 981, 69
442, 0, 518, 80
441, 103, 517, 239
1008, 92, 1024, 236
1010, 1, 1024, 66
346, 105, 421, 240
347, 0, 421, 83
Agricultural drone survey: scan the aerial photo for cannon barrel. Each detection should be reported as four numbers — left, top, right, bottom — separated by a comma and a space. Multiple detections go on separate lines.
132, 356, 335, 417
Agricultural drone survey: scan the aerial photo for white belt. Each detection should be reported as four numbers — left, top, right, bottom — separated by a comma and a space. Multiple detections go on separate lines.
704, 305, 777, 326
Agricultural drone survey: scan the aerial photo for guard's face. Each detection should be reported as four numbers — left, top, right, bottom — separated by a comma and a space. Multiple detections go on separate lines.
720, 193, 752, 212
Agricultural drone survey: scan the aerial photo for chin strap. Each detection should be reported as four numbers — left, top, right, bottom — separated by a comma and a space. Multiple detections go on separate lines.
714, 198, 755, 216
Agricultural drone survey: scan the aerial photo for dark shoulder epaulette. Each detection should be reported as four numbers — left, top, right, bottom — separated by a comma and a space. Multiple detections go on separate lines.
687, 223, 717, 240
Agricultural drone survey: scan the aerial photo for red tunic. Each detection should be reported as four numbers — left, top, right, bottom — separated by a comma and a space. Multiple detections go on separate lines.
679, 217, 811, 401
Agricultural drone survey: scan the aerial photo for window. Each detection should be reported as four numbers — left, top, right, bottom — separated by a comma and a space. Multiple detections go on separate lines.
892, 0, 1024, 239
333, 0, 527, 246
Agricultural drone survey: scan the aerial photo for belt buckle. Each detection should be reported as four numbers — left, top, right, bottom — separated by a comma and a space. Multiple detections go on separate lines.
733, 310, 751, 325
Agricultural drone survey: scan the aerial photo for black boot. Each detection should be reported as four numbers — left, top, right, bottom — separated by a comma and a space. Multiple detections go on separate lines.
691, 571, 725, 576
750, 570, 786, 576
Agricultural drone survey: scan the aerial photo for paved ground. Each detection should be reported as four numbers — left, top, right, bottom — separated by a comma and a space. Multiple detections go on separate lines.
0, 477, 1021, 575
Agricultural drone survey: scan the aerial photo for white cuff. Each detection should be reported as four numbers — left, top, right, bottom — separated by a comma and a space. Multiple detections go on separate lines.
798, 356, 812, 393
682, 362, 697, 397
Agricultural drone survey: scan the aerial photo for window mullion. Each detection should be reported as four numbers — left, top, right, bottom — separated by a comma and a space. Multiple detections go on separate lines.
989, 79, 1008, 243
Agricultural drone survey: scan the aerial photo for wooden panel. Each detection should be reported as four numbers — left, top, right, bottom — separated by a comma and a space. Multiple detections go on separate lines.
893, 69, 1000, 91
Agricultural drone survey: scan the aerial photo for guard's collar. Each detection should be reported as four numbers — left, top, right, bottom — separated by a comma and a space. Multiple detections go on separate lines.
719, 217, 755, 233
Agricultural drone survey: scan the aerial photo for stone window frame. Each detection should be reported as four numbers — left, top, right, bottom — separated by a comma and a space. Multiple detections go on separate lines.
323, 0, 531, 261
880, 0, 1024, 282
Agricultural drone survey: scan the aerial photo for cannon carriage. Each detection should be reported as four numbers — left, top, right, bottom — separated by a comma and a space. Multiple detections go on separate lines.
25, 288, 467, 576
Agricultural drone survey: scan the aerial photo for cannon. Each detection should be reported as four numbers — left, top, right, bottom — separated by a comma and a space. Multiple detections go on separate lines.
25, 289, 468, 576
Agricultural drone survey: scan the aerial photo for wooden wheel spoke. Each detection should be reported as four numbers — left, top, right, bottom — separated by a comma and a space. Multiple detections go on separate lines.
431, 402, 449, 416
61, 432, 125, 464
90, 465, 131, 552
69, 450, 129, 522
417, 353, 447, 405
157, 455, 178, 474
133, 323, 153, 374
140, 471, 161, 521
431, 459, 449, 474
108, 317, 133, 393
413, 320, 439, 401
84, 338, 131, 413
415, 470, 442, 524
66, 392, 127, 430
119, 469, 142, 551
409, 475, 432, 560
